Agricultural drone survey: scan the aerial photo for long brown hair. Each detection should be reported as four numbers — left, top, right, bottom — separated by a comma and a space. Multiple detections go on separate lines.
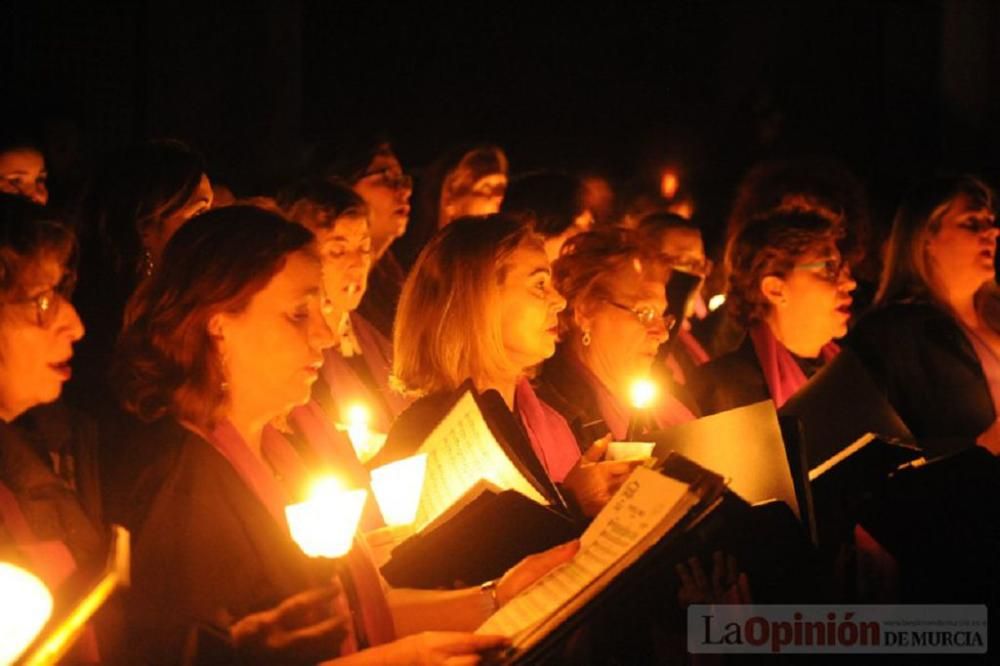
114, 206, 314, 427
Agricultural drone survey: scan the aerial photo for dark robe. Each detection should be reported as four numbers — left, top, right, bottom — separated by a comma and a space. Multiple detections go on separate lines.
843, 302, 995, 455
119, 418, 321, 664
356, 249, 406, 340
689, 336, 826, 416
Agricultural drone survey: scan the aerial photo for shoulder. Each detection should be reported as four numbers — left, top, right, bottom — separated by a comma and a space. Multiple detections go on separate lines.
689, 339, 768, 414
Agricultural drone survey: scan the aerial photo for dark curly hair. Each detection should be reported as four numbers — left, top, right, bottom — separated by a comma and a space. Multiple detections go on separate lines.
0, 194, 75, 304
726, 211, 839, 325
113, 206, 314, 427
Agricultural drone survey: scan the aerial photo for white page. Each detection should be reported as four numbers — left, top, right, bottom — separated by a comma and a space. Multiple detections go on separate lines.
415, 391, 547, 531
477, 467, 689, 638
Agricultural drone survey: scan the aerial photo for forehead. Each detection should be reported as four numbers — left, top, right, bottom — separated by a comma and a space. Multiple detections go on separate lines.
942, 193, 995, 221
504, 244, 550, 278
322, 213, 370, 239
605, 266, 665, 302
366, 151, 402, 174
659, 227, 703, 253
796, 240, 840, 262
0, 148, 45, 173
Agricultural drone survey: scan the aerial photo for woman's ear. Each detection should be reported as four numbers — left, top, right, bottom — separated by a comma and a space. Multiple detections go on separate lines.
207, 313, 226, 343
760, 275, 787, 307
573, 302, 594, 335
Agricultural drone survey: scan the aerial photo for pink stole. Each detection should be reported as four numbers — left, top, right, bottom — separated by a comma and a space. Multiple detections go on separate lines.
0, 482, 100, 661
207, 421, 396, 650
513, 379, 581, 482
569, 354, 696, 441
749, 322, 839, 408
319, 313, 411, 434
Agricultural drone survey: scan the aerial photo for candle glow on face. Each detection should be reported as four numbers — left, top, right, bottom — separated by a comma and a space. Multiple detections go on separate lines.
369, 453, 428, 526
629, 378, 658, 410
0, 562, 53, 664
285, 477, 368, 558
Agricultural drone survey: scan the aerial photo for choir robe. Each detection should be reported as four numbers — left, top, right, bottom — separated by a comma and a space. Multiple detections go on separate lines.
119, 418, 321, 663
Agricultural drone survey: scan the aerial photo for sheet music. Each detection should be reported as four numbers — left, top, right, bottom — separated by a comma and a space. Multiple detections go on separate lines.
477, 467, 689, 638
415, 392, 546, 531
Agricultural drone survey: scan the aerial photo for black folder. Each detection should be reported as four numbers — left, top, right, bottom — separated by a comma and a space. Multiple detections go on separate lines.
381, 488, 581, 588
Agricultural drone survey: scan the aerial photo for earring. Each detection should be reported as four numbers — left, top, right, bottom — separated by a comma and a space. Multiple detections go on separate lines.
140, 248, 154, 278
582, 330, 591, 347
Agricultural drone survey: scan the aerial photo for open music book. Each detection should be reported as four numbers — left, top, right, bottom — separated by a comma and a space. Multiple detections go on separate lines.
414, 390, 548, 532
477, 464, 722, 652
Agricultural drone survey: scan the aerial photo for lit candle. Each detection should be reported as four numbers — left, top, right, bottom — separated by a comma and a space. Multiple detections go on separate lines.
707, 293, 726, 312
0, 563, 53, 664
660, 170, 680, 200
626, 378, 658, 441
369, 454, 428, 527
286, 477, 368, 559
340, 403, 388, 464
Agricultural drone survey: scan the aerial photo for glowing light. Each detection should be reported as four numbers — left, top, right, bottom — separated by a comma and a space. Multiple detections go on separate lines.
660, 171, 680, 200
669, 199, 694, 219
286, 477, 368, 558
708, 294, 727, 312
606, 441, 655, 461
0, 563, 53, 664
629, 378, 658, 410
370, 454, 428, 526
342, 403, 386, 463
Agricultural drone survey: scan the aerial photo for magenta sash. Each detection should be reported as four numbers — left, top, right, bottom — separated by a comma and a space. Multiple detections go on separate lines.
749, 322, 839, 408
514, 379, 581, 482
208, 421, 396, 649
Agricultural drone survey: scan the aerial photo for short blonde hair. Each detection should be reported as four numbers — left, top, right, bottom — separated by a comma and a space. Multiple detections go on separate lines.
393, 214, 542, 396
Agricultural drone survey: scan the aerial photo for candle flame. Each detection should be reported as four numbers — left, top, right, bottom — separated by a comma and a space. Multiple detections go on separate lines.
660, 171, 679, 200
708, 293, 727, 312
629, 378, 658, 410
286, 477, 368, 558
370, 453, 428, 526
0, 563, 53, 664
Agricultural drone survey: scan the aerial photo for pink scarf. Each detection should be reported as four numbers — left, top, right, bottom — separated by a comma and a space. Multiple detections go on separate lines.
749, 322, 839, 408
514, 379, 581, 482
208, 421, 396, 650
568, 354, 695, 440
319, 314, 411, 434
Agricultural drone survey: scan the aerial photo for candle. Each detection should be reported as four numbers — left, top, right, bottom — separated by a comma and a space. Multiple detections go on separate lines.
286, 477, 368, 559
707, 293, 726, 312
369, 453, 428, 527
660, 170, 680, 200
0, 563, 53, 664
626, 378, 659, 441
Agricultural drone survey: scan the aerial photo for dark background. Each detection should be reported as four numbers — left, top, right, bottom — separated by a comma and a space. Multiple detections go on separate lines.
4, 0, 1000, 240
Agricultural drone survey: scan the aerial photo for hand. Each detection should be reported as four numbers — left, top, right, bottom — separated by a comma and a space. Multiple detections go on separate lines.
231, 583, 351, 663
495, 540, 580, 607
562, 435, 644, 517
350, 631, 510, 665
675, 551, 752, 607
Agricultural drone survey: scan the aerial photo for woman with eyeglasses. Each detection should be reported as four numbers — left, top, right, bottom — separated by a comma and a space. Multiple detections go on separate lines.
374, 215, 641, 519
690, 210, 856, 415
535, 228, 696, 447
0, 195, 107, 661
844, 175, 1000, 456
317, 136, 414, 340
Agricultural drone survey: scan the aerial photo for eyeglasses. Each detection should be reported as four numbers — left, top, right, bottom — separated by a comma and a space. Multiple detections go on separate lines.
358, 168, 413, 191
661, 253, 709, 276
604, 300, 676, 329
4, 273, 76, 328
793, 257, 850, 283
